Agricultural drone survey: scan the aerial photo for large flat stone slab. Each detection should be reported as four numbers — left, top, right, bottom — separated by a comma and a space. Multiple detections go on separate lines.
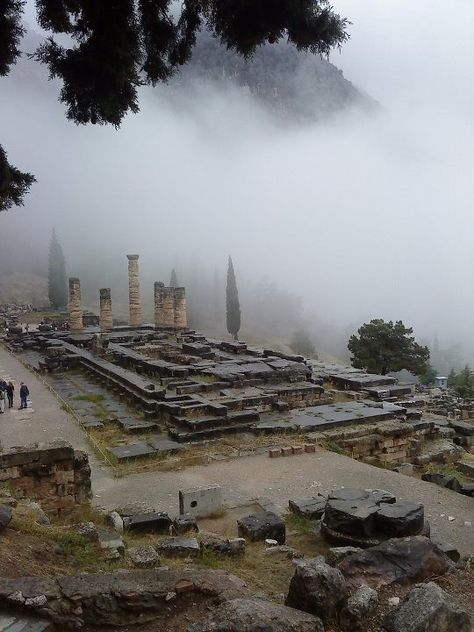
108, 443, 155, 461
237, 511, 285, 544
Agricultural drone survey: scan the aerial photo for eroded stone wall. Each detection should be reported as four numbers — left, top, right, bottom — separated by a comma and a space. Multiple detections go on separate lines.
0, 440, 91, 517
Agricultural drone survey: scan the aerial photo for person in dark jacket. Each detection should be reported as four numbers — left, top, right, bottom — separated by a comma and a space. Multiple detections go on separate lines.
19, 382, 29, 409
6, 382, 14, 408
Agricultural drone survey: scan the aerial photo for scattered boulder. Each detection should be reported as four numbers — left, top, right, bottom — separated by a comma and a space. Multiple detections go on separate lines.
123, 512, 172, 534
421, 473, 462, 493
375, 502, 424, 537
98, 529, 125, 556
107, 510, 124, 534
200, 534, 246, 556
189, 597, 324, 632
237, 511, 285, 545
326, 546, 363, 566
25, 501, 50, 526
173, 514, 199, 534
395, 463, 414, 476
338, 536, 454, 589
157, 537, 200, 557
288, 496, 326, 519
285, 556, 348, 625
0, 505, 12, 531
387, 582, 471, 632
431, 542, 460, 563
340, 584, 378, 631
72, 521, 98, 542
127, 545, 160, 568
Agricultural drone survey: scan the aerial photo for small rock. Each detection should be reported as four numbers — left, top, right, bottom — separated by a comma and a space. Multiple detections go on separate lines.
265, 538, 278, 547
200, 535, 245, 556
127, 545, 160, 568
165, 591, 176, 602
157, 537, 200, 558
173, 514, 199, 535
340, 584, 378, 631
25, 595, 47, 607
448, 516, 455, 522
388, 597, 401, 606
464, 521, 472, 527
73, 521, 98, 542
25, 501, 50, 526
0, 504, 13, 531
7, 591, 25, 604
107, 511, 124, 534
327, 546, 363, 566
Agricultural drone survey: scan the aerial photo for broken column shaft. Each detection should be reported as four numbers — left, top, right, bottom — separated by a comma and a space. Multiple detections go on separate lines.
68, 278, 83, 331
99, 288, 113, 331
127, 254, 142, 327
154, 282, 165, 327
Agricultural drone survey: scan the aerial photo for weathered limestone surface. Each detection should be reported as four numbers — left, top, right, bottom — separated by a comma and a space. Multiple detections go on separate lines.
154, 282, 165, 327
0, 569, 251, 627
162, 287, 175, 327
0, 441, 91, 517
99, 288, 113, 331
174, 287, 187, 329
68, 278, 83, 331
127, 255, 142, 327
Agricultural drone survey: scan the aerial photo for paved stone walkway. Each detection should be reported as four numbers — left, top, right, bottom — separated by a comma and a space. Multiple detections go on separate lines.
0, 345, 111, 489
0, 345, 473, 556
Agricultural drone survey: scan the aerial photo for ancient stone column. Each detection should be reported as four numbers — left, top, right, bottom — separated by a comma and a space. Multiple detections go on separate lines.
99, 288, 113, 331
162, 287, 175, 328
68, 278, 83, 331
174, 287, 187, 329
154, 282, 165, 327
127, 254, 142, 327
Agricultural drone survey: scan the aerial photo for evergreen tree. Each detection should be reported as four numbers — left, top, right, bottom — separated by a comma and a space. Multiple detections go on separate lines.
170, 268, 178, 287
348, 319, 430, 376
48, 229, 67, 309
226, 256, 241, 341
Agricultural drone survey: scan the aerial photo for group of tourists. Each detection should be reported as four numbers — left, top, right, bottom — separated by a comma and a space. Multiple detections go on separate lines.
0, 380, 29, 413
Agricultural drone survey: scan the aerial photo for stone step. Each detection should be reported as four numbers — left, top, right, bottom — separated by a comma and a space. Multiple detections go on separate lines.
170, 419, 256, 442
0, 615, 51, 632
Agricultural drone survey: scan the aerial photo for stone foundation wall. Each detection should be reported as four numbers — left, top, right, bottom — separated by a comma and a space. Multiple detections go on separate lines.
0, 440, 91, 517
319, 421, 439, 465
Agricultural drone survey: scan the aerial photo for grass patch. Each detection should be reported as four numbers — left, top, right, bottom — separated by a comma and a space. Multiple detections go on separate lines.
285, 513, 318, 536
73, 393, 105, 403
324, 441, 349, 456
424, 463, 468, 483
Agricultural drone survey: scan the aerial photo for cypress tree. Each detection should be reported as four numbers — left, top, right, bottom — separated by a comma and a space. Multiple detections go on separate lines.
226, 256, 241, 340
170, 268, 178, 287
48, 229, 67, 309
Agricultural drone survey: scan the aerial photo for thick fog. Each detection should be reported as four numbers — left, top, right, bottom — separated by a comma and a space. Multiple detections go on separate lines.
1, 0, 473, 361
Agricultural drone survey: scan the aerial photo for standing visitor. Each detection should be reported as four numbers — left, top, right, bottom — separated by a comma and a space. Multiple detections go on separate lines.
6, 382, 14, 408
19, 382, 29, 409
0, 388, 4, 414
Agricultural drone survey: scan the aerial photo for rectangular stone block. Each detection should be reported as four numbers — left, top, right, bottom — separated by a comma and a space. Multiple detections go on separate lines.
269, 448, 281, 458
291, 446, 303, 455
179, 485, 223, 518
281, 447, 292, 457
304, 444, 316, 453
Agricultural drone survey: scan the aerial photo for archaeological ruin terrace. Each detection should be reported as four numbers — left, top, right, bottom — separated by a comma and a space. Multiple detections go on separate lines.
3, 255, 473, 480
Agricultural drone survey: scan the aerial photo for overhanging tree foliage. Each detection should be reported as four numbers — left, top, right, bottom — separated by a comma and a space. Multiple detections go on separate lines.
0, 0, 349, 210
0, 145, 36, 212
48, 229, 67, 309
348, 319, 430, 376
226, 256, 241, 341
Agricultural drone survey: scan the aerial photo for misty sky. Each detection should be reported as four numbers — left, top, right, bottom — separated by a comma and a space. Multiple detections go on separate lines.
1, 0, 473, 351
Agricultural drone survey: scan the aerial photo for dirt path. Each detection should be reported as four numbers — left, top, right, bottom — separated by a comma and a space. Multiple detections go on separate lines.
0, 344, 473, 556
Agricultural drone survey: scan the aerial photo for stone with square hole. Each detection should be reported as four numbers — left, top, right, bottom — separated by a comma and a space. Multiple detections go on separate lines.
179, 485, 223, 518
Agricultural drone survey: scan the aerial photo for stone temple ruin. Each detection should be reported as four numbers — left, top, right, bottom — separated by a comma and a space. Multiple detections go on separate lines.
4, 254, 474, 486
